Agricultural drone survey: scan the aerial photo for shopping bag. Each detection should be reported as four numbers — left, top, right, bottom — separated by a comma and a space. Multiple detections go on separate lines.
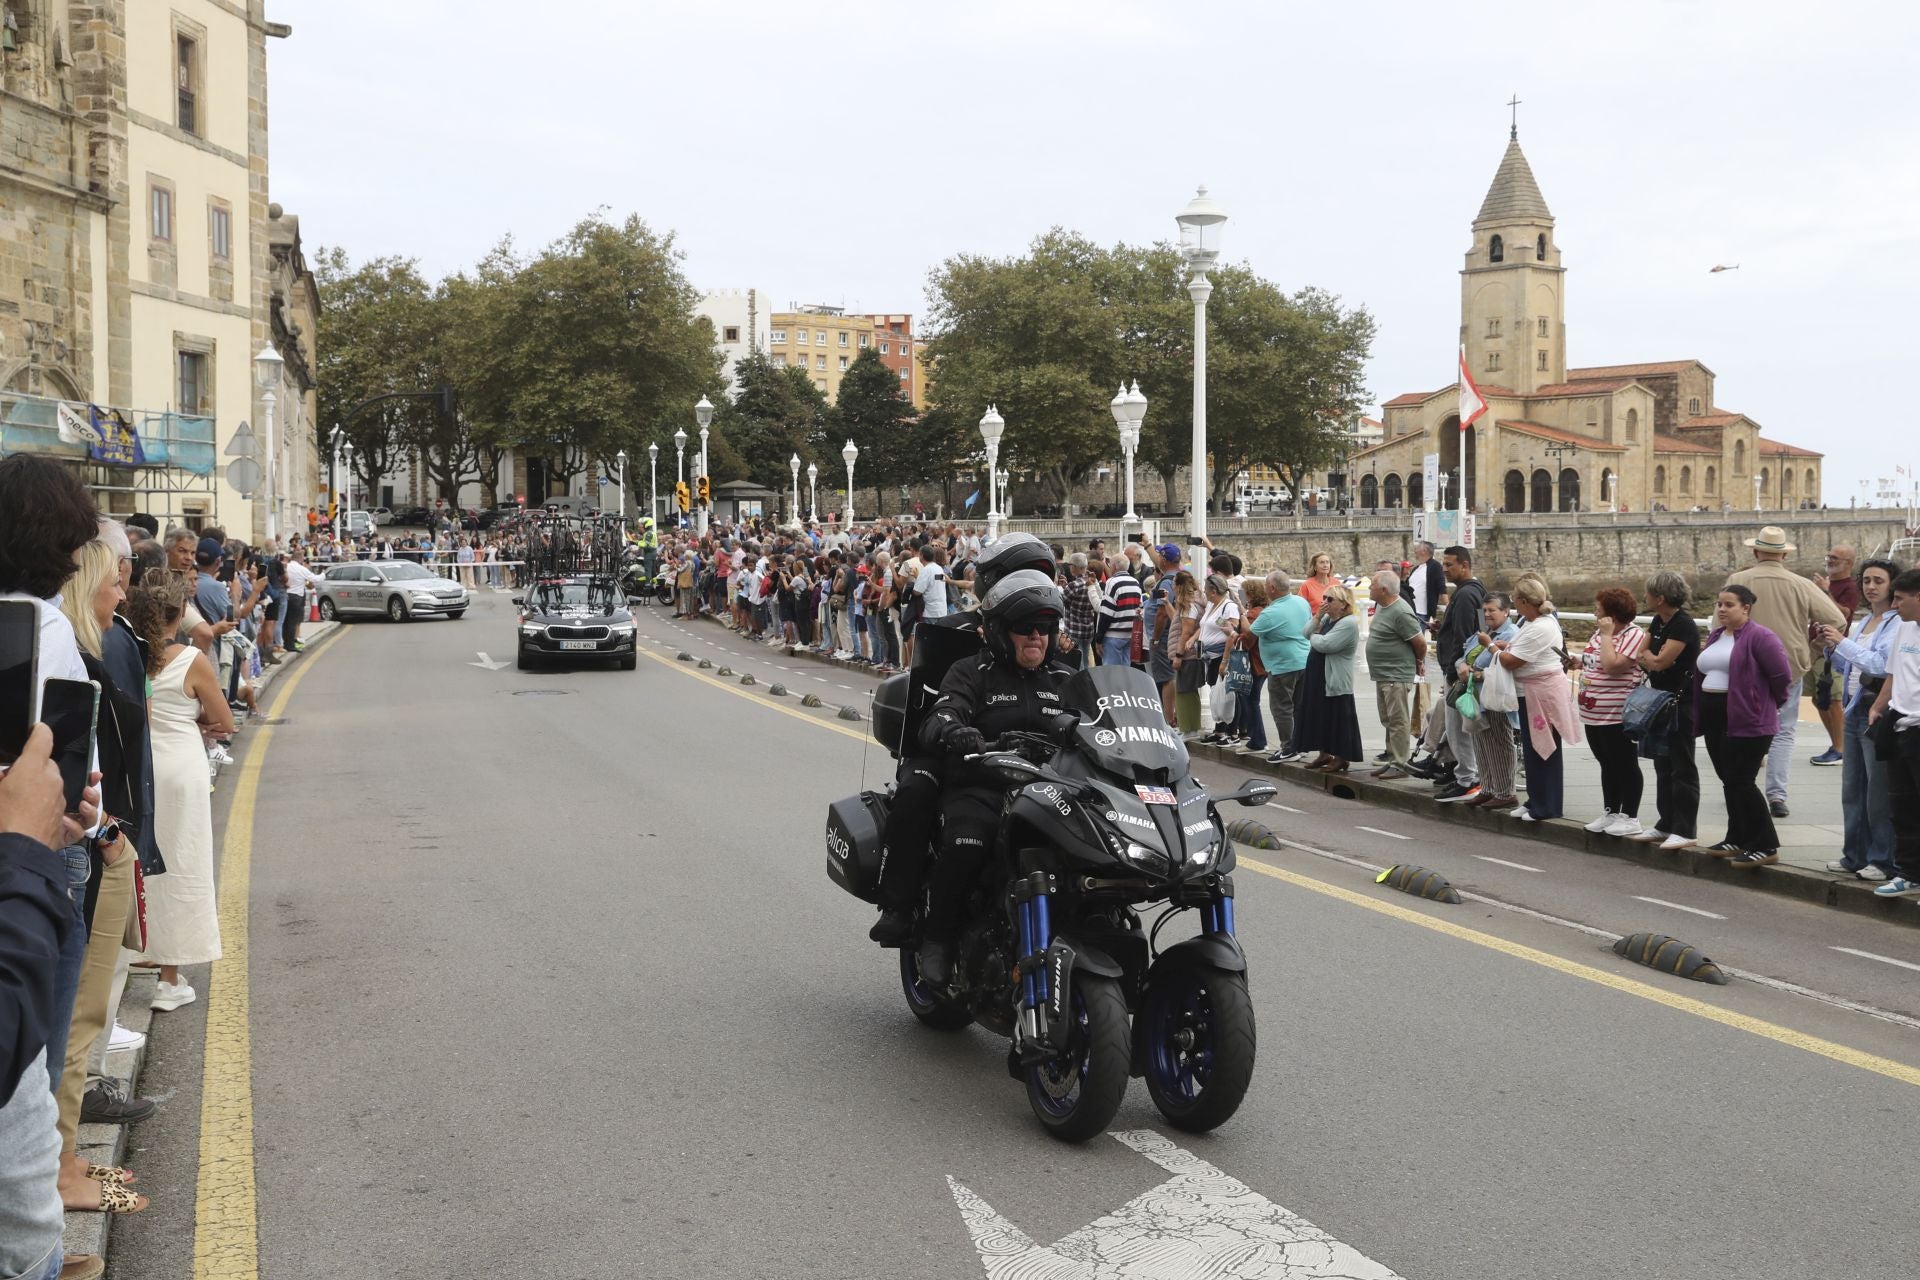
1480, 660, 1519, 713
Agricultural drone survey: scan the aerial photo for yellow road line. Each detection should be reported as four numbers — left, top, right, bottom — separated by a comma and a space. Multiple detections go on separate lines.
194, 624, 347, 1279
1234, 856, 1920, 1089
646, 638, 1920, 1089
636, 643, 871, 743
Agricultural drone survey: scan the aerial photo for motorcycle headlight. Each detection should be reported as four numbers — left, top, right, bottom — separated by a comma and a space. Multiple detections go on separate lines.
1124, 842, 1156, 863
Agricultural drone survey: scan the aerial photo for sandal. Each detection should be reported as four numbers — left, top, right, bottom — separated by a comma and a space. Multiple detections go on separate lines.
85, 1163, 137, 1187
66, 1179, 147, 1214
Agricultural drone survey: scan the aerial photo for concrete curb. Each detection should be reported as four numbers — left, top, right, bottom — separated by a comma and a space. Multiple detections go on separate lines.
689, 613, 892, 680
62, 970, 156, 1259
1187, 740, 1920, 930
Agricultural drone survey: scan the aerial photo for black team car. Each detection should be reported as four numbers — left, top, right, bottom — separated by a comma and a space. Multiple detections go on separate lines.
514, 576, 637, 670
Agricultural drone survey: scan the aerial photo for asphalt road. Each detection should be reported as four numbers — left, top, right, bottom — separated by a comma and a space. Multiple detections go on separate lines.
111, 589, 1920, 1279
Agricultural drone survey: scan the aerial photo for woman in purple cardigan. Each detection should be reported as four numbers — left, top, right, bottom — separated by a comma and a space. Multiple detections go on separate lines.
1693, 583, 1794, 865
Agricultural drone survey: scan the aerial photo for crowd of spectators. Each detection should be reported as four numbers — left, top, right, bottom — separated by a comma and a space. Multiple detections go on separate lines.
1, 454, 325, 1280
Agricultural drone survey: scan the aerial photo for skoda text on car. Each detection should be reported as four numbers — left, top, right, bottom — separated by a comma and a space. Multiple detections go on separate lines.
316, 560, 469, 623
514, 576, 637, 670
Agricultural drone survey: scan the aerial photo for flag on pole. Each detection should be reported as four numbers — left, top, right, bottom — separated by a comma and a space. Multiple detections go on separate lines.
1457, 346, 1488, 429
963, 488, 979, 511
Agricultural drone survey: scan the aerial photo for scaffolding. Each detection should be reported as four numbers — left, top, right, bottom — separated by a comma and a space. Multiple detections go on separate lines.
0, 388, 222, 528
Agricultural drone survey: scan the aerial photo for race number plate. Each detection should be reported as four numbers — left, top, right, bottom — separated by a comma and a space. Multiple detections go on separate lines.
559, 640, 598, 651
1135, 785, 1177, 805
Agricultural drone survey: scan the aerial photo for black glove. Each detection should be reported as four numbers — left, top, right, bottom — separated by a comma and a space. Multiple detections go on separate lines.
946, 725, 989, 758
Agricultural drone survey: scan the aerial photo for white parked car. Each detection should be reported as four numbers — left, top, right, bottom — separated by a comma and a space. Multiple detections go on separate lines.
316, 560, 469, 622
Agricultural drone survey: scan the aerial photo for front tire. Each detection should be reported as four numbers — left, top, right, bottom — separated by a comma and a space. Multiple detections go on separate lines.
387, 596, 409, 623
516, 648, 532, 671
900, 948, 972, 1031
619, 654, 637, 670
1141, 958, 1255, 1133
448, 610, 466, 620
318, 597, 338, 622
1026, 975, 1130, 1143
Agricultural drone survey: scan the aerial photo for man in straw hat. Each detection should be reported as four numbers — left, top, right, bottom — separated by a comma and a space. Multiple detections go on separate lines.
1725, 525, 1847, 818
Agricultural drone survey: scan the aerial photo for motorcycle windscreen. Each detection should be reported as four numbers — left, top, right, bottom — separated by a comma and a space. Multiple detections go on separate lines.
1062, 665, 1189, 775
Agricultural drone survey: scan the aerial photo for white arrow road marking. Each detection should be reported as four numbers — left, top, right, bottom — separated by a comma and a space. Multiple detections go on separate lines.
468, 652, 510, 671
948, 1129, 1405, 1279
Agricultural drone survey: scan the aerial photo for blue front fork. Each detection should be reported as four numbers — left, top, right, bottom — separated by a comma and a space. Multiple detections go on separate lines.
1200, 891, 1236, 936
1016, 883, 1053, 1011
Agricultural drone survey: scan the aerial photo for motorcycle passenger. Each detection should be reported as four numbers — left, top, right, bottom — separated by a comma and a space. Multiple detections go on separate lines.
870, 534, 1058, 946
914, 568, 1075, 984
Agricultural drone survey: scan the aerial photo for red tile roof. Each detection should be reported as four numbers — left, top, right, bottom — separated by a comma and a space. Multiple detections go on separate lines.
1494, 420, 1629, 451
1680, 412, 1745, 429
1651, 435, 1720, 455
1758, 438, 1823, 458
1568, 360, 1712, 380
1530, 378, 1636, 396
1381, 383, 1516, 409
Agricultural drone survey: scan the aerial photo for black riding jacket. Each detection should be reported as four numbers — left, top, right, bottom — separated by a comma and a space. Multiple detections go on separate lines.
920, 650, 1076, 783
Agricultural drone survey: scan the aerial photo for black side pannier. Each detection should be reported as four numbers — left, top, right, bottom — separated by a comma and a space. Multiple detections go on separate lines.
826, 790, 890, 903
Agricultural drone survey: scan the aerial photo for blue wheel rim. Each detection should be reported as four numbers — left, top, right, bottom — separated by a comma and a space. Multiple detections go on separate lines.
1028, 989, 1091, 1118
1146, 972, 1215, 1105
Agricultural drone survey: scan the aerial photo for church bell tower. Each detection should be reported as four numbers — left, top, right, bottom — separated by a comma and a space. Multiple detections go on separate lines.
1460, 127, 1565, 396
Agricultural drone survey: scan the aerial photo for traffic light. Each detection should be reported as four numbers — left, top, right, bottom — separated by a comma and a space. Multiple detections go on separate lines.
697, 475, 711, 505
675, 481, 691, 513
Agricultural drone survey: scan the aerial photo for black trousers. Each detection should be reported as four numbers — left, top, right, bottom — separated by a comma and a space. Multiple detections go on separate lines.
1651, 700, 1700, 840
876, 757, 942, 912
1586, 723, 1644, 817
284, 594, 305, 650
1884, 745, 1920, 881
926, 784, 1004, 937
1700, 692, 1778, 852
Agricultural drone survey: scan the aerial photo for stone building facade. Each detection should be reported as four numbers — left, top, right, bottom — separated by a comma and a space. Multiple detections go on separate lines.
1355, 130, 1821, 518
0, 0, 314, 538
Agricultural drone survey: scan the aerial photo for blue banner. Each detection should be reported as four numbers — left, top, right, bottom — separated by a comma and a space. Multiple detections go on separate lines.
963, 488, 979, 510
83, 405, 145, 466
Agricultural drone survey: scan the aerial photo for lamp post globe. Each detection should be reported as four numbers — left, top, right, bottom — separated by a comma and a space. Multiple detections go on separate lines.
647, 442, 659, 526
615, 449, 627, 519
807, 462, 818, 523
694, 397, 713, 533
1175, 186, 1226, 547
253, 344, 284, 541
790, 453, 802, 523
672, 427, 688, 524
841, 440, 859, 526
979, 404, 1005, 539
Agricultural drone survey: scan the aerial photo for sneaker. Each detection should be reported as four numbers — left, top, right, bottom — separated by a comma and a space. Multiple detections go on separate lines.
1872, 877, 1920, 897
1659, 835, 1697, 851
151, 980, 196, 1011
1729, 849, 1780, 867
1434, 782, 1472, 802
1629, 828, 1670, 844
1769, 799, 1790, 819
1810, 749, 1843, 766
1858, 865, 1891, 882
1704, 841, 1742, 858
1373, 751, 1391, 762
108, 1022, 145, 1052
1510, 807, 1537, 822
80, 1078, 156, 1125
1604, 815, 1644, 838
1406, 757, 1441, 779
208, 744, 234, 766
1371, 766, 1411, 781
1266, 749, 1302, 764
1584, 811, 1618, 833
1234, 742, 1267, 756
1826, 858, 1861, 875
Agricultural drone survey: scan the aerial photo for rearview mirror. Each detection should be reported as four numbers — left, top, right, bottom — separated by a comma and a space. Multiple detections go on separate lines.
511, 595, 524, 606
1232, 778, 1277, 808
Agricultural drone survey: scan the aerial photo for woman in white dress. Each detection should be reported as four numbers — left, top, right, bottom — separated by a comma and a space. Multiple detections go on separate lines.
127, 571, 233, 1011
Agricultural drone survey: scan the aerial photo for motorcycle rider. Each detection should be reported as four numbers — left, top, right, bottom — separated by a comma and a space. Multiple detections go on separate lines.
870, 534, 1056, 946
913, 567, 1076, 984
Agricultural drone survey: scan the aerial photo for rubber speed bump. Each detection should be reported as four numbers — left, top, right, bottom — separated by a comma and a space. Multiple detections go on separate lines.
768, 683, 788, 696
1612, 932, 1729, 984
717, 666, 734, 677
801, 693, 824, 707
697, 658, 713, 669
740, 673, 757, 686
1225, 819, 1280, 850
1376, 864, 1462, 904
676, 651, 693, 661
837, 705, 862, 721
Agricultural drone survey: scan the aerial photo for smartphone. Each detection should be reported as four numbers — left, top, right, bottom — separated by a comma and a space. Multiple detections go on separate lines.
0, 599, 39, 766
41, 677, 98, 814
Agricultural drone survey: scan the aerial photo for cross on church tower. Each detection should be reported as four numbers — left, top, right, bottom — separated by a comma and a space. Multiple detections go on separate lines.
1507, 94, 1522, 141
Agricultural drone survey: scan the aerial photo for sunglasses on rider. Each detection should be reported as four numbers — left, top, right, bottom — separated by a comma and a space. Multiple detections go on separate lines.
1007, 619, 1055, 637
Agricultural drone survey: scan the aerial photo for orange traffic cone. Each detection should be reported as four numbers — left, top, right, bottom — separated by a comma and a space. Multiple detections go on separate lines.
309, 598, 321, 622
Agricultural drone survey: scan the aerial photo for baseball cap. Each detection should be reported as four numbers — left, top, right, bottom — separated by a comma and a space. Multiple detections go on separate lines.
197, 536, 225, 560
1155, 543, 1182, 563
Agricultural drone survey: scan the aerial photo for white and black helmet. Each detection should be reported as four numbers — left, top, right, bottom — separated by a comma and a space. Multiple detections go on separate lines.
973, 533, 1055, 600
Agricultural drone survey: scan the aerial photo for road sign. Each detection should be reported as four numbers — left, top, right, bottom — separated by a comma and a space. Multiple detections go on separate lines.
1423, 452, 1439, 498
225, 457, 262, 495
225, 421, 257, 458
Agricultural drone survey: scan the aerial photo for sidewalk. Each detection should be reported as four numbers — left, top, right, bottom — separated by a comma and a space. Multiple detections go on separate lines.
62, 620, 336, 1263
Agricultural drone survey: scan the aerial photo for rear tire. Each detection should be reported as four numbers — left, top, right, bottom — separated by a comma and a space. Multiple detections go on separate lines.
900, 948, 972, 1031
1026, 975, 1130, 1143
1141, 958, 1255, 1133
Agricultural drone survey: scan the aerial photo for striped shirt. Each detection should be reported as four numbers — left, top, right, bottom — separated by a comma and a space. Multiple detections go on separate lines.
1098, 572, 1143, 636
1577, 623, 1647, 725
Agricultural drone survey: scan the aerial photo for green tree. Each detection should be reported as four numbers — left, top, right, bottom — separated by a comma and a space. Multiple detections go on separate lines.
710, 352, 828, 493
312, 248, 442, 504
833, 347, 917, 513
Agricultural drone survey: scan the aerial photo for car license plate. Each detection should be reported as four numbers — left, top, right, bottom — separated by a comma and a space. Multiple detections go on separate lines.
559, 640, 597, 651
1135, 785, 1177, 805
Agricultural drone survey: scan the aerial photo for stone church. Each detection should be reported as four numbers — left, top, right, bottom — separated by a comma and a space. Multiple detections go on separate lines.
1355, 131, 1821, 516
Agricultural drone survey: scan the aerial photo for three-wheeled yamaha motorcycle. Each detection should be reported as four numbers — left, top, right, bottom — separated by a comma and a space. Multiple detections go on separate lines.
826, 633, 1274, 1141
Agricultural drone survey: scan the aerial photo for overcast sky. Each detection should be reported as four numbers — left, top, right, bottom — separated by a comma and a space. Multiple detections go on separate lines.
269, 0, 1919, 507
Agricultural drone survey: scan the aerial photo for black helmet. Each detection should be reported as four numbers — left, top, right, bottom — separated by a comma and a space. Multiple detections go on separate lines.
980, 567, 1062, 663
973, 533, 1055, 600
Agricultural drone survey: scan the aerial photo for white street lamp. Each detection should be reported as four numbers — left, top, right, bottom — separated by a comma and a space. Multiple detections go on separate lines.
253, 344, 284, 541
328, 423, 343, 531
1175, 185, 1226, 546
789, 453, 802, 523
842, 439, 859, 526
341, 441, 355, 542
979, 404, 1006, 540
694, 396, 714, 534
1753, 473, 1763, 513
807, 461, 818, 523
648, 441, 659, 525
1109, 380, 1146, 546
998, 469, 1013, 522
1605, 471, 1618, 520
615, 449, 627, 519
673, 426, 688, 526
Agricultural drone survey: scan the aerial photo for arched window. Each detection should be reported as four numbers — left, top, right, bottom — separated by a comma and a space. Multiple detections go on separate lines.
1408, 473, 1425, 509
1504, 469, 1526, 513
1704, 464, 1716, 495
1530, 469, 1553, 512
1537, 233, 1547, 260
1805, 467, 1817, 501
1759, 466, 1770, 496
1654, 465, 1666, 495
1625, 408, 1639, 442
1360, 474, 1379, 509
1783, 468, 1796, 499
1679, 465, 1692, 495
1559, 468, 1581, 512
1601, 467, 1616, 509
1734, 440, 1747, 475
1489, 235, 1504, 263
1383, 474, 1402, 509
